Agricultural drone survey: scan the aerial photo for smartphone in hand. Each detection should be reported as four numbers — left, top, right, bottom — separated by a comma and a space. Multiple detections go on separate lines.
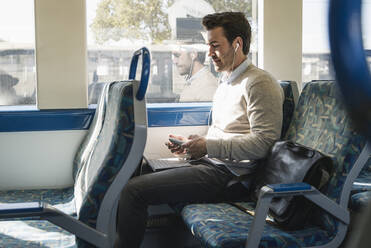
169, 137, 185, 146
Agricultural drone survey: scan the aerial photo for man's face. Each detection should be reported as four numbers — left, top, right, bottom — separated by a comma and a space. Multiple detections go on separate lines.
207, 27, 234, 72
172, 50, 192, 76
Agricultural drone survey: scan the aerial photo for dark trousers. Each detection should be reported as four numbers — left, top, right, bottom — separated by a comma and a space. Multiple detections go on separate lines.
114, 163, 250, 248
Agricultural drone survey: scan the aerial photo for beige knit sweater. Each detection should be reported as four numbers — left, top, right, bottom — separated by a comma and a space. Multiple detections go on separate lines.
206, 64, 284, 161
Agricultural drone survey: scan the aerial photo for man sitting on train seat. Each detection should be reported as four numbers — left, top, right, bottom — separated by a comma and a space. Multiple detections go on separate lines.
115, 12, 283, 248
172, 44, 218, 102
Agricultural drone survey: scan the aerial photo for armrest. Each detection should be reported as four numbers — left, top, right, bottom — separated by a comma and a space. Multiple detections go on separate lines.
261, 183, 349, 224
245, 183, 349, 248
266, 182, 312, 193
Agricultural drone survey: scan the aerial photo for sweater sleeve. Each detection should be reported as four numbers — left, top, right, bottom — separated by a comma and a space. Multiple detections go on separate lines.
206, 78, 283, 160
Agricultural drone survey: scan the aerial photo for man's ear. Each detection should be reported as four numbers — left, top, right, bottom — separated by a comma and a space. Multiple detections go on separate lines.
234, 43, 240, 52
234, 37, 243, 52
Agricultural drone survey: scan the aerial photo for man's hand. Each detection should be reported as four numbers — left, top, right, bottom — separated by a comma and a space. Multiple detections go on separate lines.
183, 136, 207, 159
165, 134, 188, 155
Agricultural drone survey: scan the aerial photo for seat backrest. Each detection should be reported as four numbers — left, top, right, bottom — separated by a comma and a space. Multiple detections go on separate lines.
285, 80, 367, 232
72, 82, 111, 180
74, 80, 139, 222
278, 81, 296, 138
72, 49, 150, 248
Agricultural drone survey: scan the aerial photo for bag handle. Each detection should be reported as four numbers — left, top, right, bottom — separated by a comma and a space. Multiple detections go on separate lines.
129, 47, 151, 101
285, 142, 314, 158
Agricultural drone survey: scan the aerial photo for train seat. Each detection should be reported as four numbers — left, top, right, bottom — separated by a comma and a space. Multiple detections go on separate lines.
0, 48, 150, 248
0, 78, 119, 221
181, 80, 370, 248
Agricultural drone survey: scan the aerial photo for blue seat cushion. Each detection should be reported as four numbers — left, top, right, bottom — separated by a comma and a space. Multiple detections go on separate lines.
0, 220, 76, 247
182, 203, 334, 248
0, 187, 76, 216
0, 187, 76, 247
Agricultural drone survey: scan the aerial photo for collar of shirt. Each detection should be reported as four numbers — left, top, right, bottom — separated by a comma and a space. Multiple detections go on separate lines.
187, 66, 208, 84
220, 58, 251, 84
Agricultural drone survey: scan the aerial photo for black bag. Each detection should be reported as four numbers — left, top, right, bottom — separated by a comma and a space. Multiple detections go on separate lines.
251, 140, 334, 229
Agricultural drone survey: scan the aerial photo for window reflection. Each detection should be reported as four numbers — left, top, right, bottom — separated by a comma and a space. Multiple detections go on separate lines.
86, 0, 256, 104
302, 0, 371, 82
0, 0, 36, 106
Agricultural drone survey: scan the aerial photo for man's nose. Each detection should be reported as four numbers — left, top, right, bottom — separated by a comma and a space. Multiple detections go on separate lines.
208, 47, 215, 57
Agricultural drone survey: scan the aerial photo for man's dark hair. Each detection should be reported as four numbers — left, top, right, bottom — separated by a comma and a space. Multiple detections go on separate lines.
202, 12, 251, 55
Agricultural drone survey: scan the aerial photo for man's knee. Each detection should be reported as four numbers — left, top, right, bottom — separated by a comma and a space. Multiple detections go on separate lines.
120, 176, 148, 204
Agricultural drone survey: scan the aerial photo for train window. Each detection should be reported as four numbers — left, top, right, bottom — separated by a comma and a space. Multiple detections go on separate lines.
86, 0, 257, 104
302, 0, 371, 83
302, 0, 334, 83
0, 0, 36, 106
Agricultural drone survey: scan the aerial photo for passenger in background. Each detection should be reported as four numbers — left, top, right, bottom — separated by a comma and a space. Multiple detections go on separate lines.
115, 12, 283, 248
0, 71, 20, 106
172, 45, 218, 102
88, 70, 106, 105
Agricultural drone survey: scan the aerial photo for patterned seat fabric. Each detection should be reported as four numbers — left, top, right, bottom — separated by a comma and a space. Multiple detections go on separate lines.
182, 81, 367, 247
183, 203, 333, 248
282, 81, 365, 234
0, 220, 76, 248
73, 83, 109, 181
74, 81, 135, 246
0, 187, 75, 216
0, 187, 76, 247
